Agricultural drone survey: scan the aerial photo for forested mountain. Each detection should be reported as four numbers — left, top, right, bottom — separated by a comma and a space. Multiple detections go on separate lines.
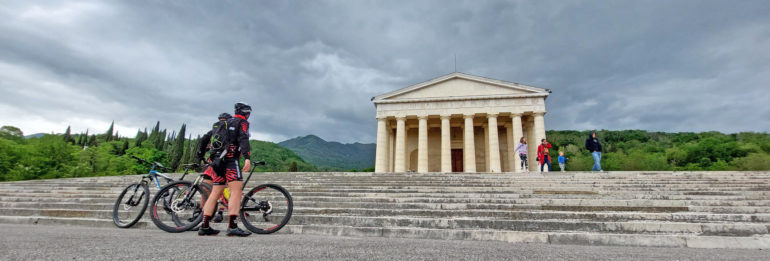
278, 135, 376, 171
0, 124, 314, 182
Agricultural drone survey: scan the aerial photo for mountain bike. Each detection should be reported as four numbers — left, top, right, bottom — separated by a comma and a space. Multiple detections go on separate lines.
112, 156, 195, 228
149, 161, 293, 234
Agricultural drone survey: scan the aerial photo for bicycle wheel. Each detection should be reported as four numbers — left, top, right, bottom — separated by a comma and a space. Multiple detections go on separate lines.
240, 184, 293, 234
150, 181, 208, 233
113, 183, 149, 228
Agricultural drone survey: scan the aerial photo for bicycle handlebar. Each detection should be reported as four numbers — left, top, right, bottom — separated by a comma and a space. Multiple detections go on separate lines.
131, 156, 171, 172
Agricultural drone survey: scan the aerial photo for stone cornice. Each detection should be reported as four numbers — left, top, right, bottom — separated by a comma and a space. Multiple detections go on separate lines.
373, 93, 548, 104
372, 72, 550, 102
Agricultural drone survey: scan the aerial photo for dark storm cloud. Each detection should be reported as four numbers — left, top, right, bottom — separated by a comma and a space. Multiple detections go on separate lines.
1, 0, 769, 143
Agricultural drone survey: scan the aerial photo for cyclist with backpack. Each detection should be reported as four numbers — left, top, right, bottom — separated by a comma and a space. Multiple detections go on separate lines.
196, 112, 232, 223
198, 102, 253, 237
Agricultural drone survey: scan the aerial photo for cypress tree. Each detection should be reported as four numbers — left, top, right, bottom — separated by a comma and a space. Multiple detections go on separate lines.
169, 124, 186, 170
120, 139, 129, 155
181, 134, 193, 164
135, 129, 148, 147
159, 129, 168, 150
63, 126, 73, 143
76, 133, 83, 146
147, 122, 160, 148
82, 129, 89, 149
114, 131, 119, 141
105, 121, 114, 142
87, 135, 97, 147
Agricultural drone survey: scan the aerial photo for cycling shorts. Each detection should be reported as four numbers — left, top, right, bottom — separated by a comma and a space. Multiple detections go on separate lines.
201, 166, 214, 180
211, 160, 242, 185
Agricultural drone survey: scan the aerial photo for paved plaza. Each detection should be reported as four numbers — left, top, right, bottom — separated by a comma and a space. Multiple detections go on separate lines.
0, 224, 767, 261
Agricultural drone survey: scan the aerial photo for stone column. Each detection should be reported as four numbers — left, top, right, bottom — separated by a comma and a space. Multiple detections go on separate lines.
388, 128, 394, 172
463, 115, 476, 172
512, 114, 523, 172
394, 117, 406, 172
417, 116, 428, 173
374, 117, 388, 173
487, 114, 502, 172
483, 125, 489, 172
534, 112, 548, 172
505, 123, 514, 172
440, 115, 451, 173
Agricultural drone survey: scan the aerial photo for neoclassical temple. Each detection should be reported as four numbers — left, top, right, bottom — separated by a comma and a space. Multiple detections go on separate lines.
372, 72, 550, 173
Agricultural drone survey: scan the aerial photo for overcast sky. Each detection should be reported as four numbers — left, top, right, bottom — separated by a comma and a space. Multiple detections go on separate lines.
1, 1, 769, 143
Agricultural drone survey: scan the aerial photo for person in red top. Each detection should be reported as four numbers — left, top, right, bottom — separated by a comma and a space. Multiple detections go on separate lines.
537, 138, 552, 172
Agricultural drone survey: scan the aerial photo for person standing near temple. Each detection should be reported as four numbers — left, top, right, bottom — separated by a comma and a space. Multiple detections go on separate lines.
514, 137, 529, 172
585, 132, 603, 172
537, 139, 552, 172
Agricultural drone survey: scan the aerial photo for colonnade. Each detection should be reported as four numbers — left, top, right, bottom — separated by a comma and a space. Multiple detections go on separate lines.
374, 112, 547, 173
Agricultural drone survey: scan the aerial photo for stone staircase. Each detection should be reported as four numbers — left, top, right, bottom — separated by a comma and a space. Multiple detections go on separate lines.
1, 171, 769, 249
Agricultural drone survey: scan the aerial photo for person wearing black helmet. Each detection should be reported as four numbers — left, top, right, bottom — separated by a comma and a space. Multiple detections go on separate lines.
199, 102, 253, 237
195, 113, 233, 223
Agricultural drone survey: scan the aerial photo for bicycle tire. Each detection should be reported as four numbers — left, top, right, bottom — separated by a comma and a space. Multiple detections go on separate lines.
240, 184, 293, 234
113, 183, 149, 228
150, 181, 208, 233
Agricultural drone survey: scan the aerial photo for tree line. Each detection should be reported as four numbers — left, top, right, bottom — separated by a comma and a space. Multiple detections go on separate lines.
545, 130, 770, 171
0, 122, 314, 182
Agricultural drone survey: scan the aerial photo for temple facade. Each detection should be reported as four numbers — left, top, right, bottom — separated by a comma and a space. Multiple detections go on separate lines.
372, 72, 550, 173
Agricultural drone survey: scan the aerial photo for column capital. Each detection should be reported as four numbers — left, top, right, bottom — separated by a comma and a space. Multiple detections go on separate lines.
533, 111, 547, 116
510, 113, 522, 117
376, 117, 388, 121
440, 114, 451, 120
487, 113, 498, 118
417, 115, 428, 120
395, 116, 406, 121
463, 114, 475, 119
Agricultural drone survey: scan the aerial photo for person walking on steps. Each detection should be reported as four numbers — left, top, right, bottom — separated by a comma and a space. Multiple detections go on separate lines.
585, 132, 603, 172
199, 102, 253, 237
195, 112, 232, 223
537, 139, 552, 173
514, 137, 529, 172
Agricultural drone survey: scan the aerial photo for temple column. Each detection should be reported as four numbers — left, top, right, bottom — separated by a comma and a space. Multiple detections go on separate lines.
417, 116, 428, 173
374, 117, 388, 173
512, 114, 523, 172
487, 114, 502, 172
440, 115, 451, 172
463, 115, 476, 172
505, 122, 514, 172
388, 128, 394, 172
394, 117, 406, 172
534, 112, 548, 172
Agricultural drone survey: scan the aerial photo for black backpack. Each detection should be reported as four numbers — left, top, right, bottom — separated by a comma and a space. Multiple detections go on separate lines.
208, 119, 232, 168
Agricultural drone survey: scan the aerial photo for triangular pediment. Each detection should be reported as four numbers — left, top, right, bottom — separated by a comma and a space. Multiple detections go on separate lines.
373, 72, 549, 102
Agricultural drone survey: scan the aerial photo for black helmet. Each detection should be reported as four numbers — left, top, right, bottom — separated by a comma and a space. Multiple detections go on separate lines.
218, 113, 232, 120
234, 102, 252, 116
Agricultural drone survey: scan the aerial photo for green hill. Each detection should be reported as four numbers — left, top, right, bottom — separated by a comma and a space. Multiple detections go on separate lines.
278, 135, 375, 171
249, 140, 316, 172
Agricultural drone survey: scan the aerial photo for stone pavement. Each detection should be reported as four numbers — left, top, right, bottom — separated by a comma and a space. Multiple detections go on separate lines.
0, 224, 767, 261
1, 171, 769, 249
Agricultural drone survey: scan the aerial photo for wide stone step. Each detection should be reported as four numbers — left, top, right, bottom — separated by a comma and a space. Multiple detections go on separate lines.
288, 215, 770, 236
293, 208, 770, 223
283, 225, 770, 249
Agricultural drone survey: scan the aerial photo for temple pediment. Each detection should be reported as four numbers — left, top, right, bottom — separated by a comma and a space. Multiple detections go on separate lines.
373, 72, 549, 103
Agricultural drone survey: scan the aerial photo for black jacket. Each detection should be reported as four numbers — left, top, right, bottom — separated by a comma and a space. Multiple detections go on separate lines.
196, 121, 219, 162
224, 115, 252, 160
585, 134, 602, 153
